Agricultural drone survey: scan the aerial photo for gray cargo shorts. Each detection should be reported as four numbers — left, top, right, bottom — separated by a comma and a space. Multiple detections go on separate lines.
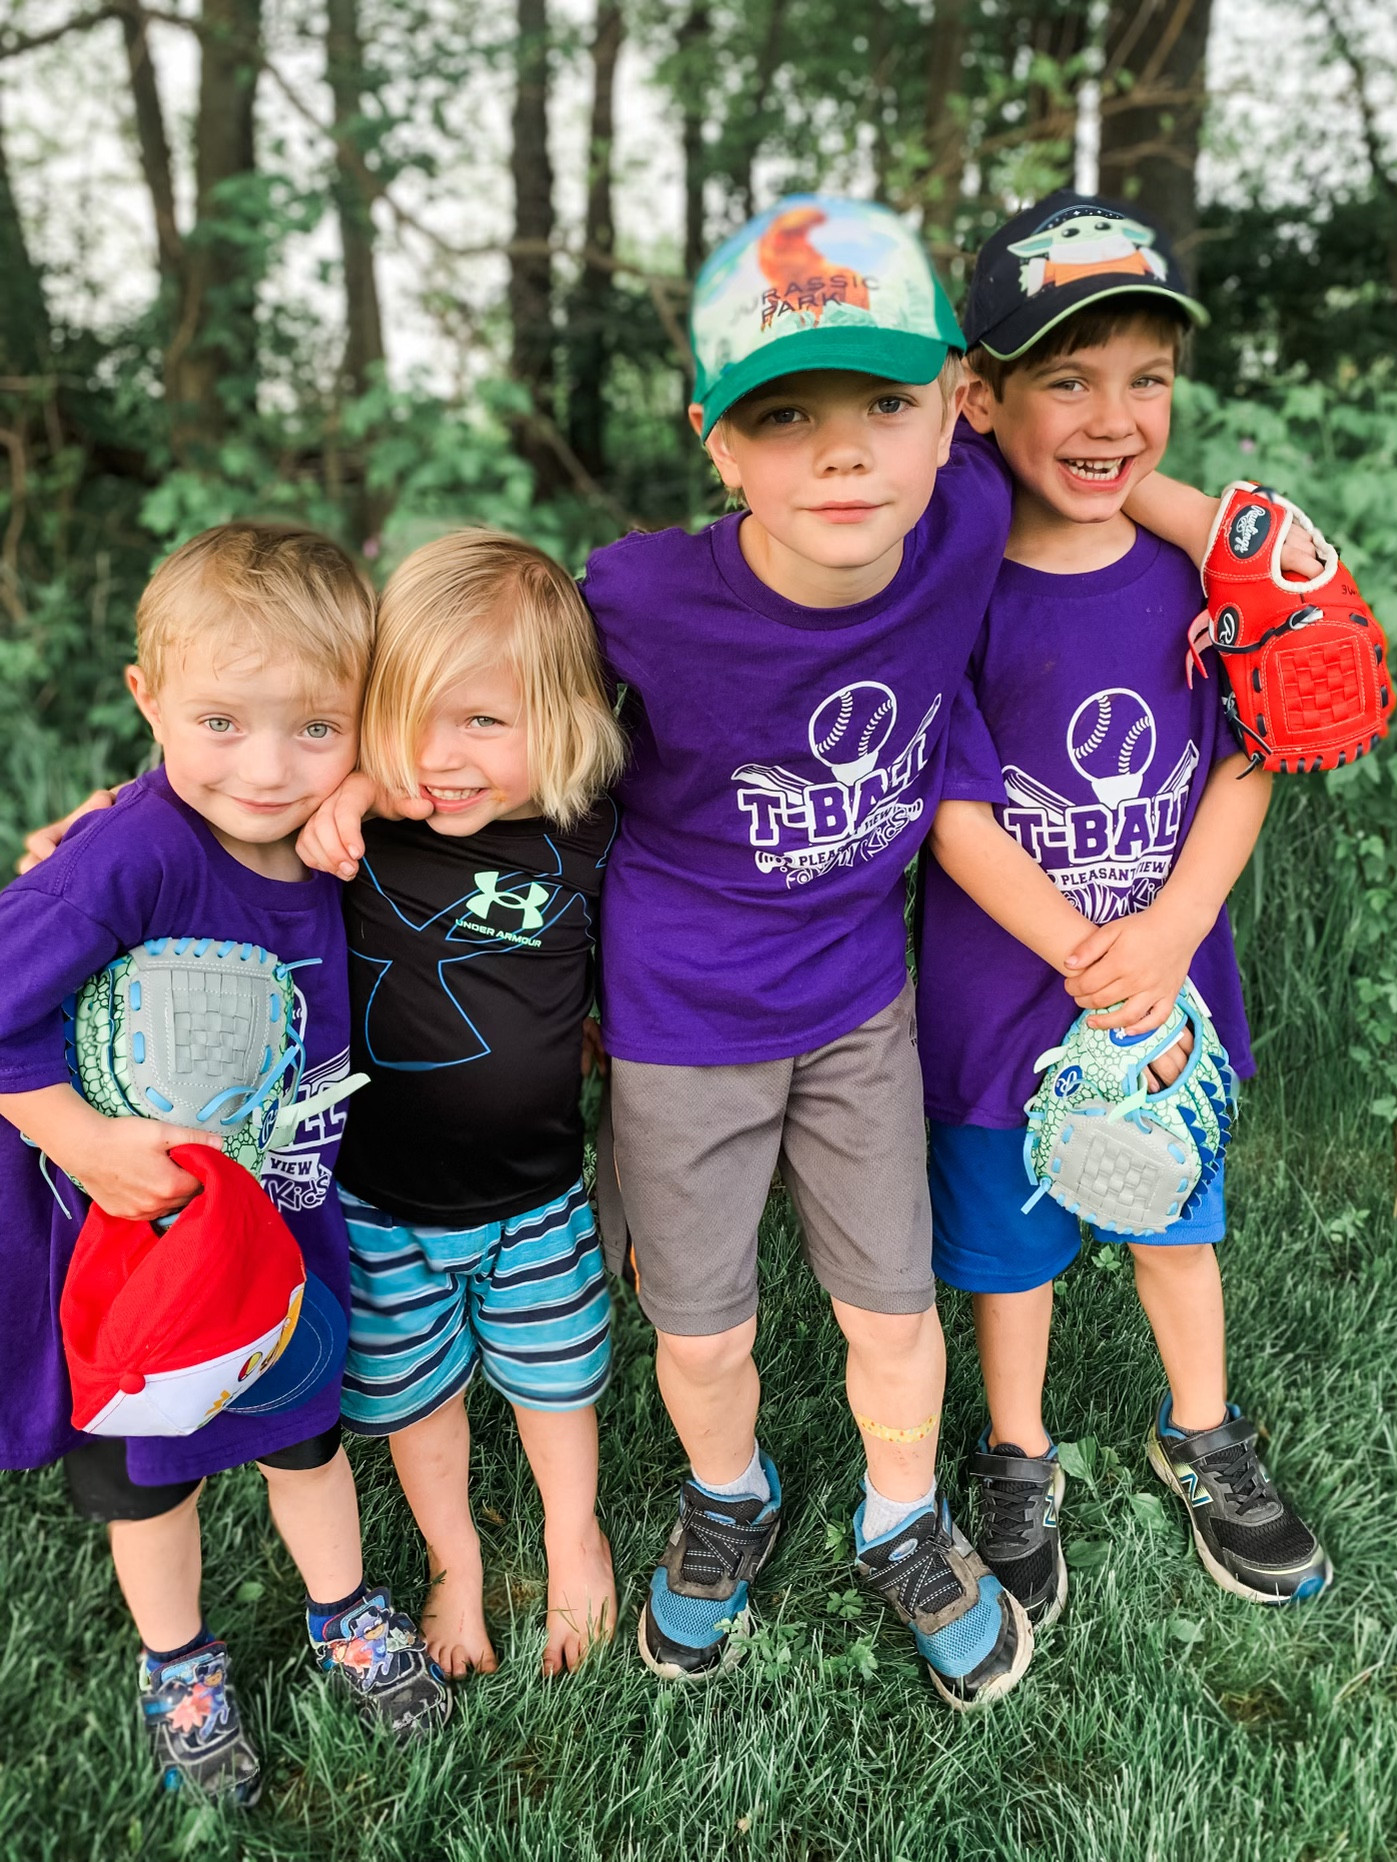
595, 978, 934, 1336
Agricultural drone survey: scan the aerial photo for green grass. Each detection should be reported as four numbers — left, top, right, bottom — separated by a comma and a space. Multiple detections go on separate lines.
1, 784, 1395, 1861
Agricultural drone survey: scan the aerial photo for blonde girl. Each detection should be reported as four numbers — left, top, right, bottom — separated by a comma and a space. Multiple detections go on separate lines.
304, 530, 624, 1677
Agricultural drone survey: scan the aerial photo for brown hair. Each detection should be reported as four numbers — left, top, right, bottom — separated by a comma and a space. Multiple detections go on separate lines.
967, 299, 1191, 399
136, 522, 375, 697
360, 529, 625, 829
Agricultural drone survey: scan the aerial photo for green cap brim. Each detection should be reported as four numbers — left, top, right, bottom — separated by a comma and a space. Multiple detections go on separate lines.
978, 282, 1210, 361
698, 329, 956, 438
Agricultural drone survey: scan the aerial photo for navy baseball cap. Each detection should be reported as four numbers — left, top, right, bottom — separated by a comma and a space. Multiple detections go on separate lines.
963, 190, 1208, 360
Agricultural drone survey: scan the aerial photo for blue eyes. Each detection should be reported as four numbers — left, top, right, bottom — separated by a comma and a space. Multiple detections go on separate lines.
205, 717, 233, 733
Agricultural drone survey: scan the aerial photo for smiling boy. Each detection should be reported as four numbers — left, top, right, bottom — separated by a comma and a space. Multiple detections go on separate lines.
918, 193, 1332, 1627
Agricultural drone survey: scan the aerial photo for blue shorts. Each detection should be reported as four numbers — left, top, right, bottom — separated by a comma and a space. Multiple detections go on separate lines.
338, 1180, 611, 1432
928, 1122, 1227, 1295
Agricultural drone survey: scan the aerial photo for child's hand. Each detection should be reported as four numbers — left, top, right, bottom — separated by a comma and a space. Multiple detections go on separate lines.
16, 787, 118, 873
581, 1016, 607, 1078
60, 1119, 220, 1222
1278, 519, 1323, 582
1144, 1025, 1193, 1093
1063, 899, 1203, 1035
296, 773, 430, 878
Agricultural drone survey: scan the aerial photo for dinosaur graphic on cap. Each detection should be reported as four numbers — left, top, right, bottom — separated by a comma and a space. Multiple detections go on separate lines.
1009, 204, 1168, 298
758, 203, 871, 328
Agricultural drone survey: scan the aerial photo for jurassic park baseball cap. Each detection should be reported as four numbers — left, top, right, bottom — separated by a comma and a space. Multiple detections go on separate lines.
963, 189, 1208, 361
690, 194, 964, 437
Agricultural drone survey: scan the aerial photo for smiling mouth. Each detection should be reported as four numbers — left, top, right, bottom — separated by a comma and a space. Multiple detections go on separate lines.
231, 796, 295, 813
421, 783, 491, 809
1060, 457, 1132, 483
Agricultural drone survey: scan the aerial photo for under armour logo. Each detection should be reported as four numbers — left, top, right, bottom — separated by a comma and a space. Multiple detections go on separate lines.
464, 871, 549, 931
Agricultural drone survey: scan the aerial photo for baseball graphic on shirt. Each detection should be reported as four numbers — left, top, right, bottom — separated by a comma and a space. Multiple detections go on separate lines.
809, 681, 897, 785
1067, 688, 1156, 807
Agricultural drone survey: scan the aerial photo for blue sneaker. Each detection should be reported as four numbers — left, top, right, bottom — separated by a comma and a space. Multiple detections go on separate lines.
638, 1456, 782, 1679
1146, 1396, 1333, 1604
140, 1640, 261, 1806
854, 1493, 1033, 1710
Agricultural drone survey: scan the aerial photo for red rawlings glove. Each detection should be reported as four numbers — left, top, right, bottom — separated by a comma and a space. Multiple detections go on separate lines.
1187, 482, 1392, 773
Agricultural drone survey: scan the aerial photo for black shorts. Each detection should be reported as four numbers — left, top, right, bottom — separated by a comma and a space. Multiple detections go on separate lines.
63, 1426, 343, 1524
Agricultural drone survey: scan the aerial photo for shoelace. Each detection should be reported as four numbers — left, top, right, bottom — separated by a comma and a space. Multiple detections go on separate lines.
1200, 1441, 1273, 1515
982, 1474, 1044, 1553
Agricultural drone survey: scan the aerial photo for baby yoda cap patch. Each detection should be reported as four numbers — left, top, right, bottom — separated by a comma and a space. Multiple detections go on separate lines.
963, 189, 1208, 361
691, 194, 963, 437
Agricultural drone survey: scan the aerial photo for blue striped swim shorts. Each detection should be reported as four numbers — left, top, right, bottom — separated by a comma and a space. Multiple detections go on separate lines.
337, 1179, 611, 1433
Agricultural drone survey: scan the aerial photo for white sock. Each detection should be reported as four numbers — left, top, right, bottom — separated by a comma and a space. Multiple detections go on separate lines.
860, 1473, 936, 1543
695, 1442, 769, 1502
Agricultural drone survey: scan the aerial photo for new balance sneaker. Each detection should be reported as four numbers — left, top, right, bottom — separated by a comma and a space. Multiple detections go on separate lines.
639, 1456, 782, 1679
312, 1587, 451, 1736
140, 1640, 261, 1806
1146, 1396, 1333, 1604
970, 1434, 1068, 1628
854, 1493, 1033, 1709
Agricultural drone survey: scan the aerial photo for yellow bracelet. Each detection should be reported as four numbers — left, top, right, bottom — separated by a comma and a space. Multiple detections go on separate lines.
853, 1411, 940, 1444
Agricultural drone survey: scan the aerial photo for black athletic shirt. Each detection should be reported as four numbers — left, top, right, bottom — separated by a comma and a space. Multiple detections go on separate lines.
334, 802, 617, 1226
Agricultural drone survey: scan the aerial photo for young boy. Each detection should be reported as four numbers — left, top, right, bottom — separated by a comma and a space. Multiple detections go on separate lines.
919, 192, 1332, 1628
581, 195, 1051, 1707
0, 525, 448, 1806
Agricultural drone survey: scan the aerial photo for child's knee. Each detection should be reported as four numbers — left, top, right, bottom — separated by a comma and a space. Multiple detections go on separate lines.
836, 1302, 938, 1361
1129, 1240, 1213, 1273
657, 1320, 755, 1382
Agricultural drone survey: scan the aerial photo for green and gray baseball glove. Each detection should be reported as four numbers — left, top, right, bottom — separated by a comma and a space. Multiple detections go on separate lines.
64, 936, 366, 1187
1022, 980, 1234, 1237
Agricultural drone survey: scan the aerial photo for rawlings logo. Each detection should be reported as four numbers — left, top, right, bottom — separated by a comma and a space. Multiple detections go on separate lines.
1214, 605, 1242, 647
1052, 1065, 1084, 1099
1228, 504, 1272, 560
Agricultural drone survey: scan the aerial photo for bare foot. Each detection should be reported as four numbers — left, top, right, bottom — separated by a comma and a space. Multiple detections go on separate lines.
421, 1531, 498, 1678
541, 1520, 615, 1675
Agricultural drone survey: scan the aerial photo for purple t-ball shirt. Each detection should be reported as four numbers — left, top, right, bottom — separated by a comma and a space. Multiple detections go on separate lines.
584, 425, 1012, 1065
918, 527, 1255, 1129
0, 769, 353, 1482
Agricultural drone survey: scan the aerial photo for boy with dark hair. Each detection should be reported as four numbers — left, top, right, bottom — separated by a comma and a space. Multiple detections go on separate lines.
919, 192, 1332, 1628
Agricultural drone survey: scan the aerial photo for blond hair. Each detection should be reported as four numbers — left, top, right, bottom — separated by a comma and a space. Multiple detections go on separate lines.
136, 522, 375, 697
360, 530, 624, 829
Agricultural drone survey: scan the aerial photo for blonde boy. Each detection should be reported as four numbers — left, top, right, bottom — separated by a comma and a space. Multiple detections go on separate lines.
0, 524, 447, 1807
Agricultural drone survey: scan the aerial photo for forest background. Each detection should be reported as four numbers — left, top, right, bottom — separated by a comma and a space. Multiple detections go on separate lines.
1, 2, 1396, 1859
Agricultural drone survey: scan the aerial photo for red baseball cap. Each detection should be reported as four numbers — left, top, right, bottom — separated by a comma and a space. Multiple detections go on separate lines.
61, 1145, 346, 1437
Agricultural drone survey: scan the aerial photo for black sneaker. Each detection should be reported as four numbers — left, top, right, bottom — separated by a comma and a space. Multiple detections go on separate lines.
140, 1640, 261, 1807
854, 1493, 1033, 1710
1146, 1397, 1333, 1603
313, 1587, 452, 1737
970, 1433, 1068, 1628
639, 1456, 783, 1679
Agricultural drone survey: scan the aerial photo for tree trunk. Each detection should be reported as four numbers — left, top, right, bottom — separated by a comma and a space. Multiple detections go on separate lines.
566, 0, 623, 482
919, 0, 970, 223
679, 4, 709, 285
0, 91, 48, 375
115, 0, 183, 292
165, 0, 263, 462
734, 0, 786, 221
1099, 0, 1213, 281
327, 0, 385, 401
509, 0, 561, 498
